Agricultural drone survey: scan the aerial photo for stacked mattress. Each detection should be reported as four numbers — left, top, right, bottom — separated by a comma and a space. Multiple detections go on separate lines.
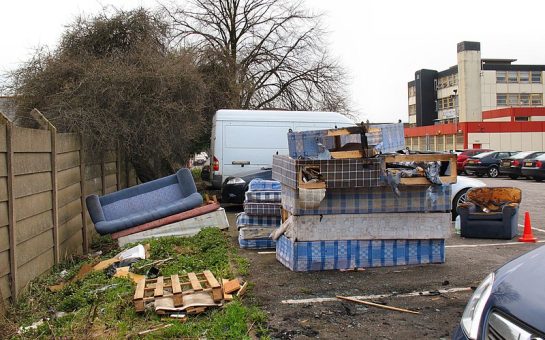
272, 133, 452, 271
237, 179, 282, 249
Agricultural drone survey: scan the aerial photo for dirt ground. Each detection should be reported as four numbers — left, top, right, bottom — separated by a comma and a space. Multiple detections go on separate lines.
225, 176, 545, 339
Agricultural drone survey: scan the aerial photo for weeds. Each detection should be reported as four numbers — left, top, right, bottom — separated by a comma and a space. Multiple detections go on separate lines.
2, 228, 268, 339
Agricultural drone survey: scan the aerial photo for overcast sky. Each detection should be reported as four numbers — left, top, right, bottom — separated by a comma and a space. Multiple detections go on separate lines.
2, 0, 545, 123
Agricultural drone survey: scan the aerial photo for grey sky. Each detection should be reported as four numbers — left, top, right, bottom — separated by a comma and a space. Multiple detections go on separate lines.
2, 0, 545, 123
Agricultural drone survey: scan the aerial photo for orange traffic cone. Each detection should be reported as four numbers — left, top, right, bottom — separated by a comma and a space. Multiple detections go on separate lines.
519, 211, 537, 243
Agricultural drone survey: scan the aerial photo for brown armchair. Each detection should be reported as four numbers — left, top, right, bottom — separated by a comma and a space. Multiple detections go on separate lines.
456, 187, 522, 239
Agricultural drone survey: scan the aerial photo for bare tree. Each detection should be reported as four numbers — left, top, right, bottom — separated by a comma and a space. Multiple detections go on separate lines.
163, 0, 349, 112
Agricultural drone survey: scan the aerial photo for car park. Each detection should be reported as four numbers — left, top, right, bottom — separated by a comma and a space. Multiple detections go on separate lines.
455, 149, 492, 174
464, 151, 519, 178
452, 245, 545, 340
521, 153, 545, 181
500, 151, 544, 179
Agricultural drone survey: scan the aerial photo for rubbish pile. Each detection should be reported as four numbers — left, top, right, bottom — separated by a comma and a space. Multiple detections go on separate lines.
271, 123, 455, 271
237, 179, 282, 249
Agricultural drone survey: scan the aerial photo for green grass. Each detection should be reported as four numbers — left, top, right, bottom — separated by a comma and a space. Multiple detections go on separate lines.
2, 228, 267, 339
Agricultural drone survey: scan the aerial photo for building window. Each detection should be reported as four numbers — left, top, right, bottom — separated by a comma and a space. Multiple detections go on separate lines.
408, 104, 416, 115
508, 94, 518, 106
519, 93, 530, 106
519, 71, 529, 83
514, 116, 529, 122
496, 71, 506, 83
408, 86, 416, 98
496, 94, 507, 106
531, 93, 543, 106
507, 71, 518, 83
531, 71, 542, 84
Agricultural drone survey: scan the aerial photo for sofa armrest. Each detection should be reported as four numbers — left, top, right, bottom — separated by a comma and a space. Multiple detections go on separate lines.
176, 168, 198, 198
502, 203, 518, 218
457, 202, 477, 216
86, 195, 105, 224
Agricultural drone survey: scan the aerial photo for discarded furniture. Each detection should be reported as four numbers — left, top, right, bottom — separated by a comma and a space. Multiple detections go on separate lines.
86, 168, 203, 235
457, 187, 522, 239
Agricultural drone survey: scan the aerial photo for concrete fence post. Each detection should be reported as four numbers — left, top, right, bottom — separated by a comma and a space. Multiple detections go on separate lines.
79, 134, 88, 254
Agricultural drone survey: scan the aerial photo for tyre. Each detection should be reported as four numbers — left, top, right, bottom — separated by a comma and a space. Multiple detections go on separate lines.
452, 188, 469, 221
488, 166, 499, 178
508, 174, 519, 180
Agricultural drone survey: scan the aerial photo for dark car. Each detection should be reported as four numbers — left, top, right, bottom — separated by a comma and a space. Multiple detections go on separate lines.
464, 151, 519, 178
456, 149, 492, 174
521, 153, 545, 182
500, 151, 544, 179
452, 245, 545, 340
221, 167, 273, 204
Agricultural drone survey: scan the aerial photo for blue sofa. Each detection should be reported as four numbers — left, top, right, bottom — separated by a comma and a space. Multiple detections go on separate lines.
86, 168, 203, 235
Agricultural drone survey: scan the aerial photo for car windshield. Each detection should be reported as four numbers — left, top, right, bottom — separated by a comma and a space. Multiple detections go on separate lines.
536, 154, 545, 160
511, 151, 535, 159
473, 151, 495, 158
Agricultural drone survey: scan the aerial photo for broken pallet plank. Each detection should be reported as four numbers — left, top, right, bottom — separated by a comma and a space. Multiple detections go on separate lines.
188, 272, 203, 291
154, 277, 164, 297
203, 270, 222, 302
171, 275, 183, 306
223, 278, 241, 294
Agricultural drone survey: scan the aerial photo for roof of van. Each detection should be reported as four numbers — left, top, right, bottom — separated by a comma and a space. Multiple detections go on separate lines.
214, 109, 354, 123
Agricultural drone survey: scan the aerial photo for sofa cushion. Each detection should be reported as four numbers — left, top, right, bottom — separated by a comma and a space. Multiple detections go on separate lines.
468, 212, 503, 220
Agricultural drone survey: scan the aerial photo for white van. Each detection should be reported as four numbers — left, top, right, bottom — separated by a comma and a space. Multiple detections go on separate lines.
207, 109, 355, 188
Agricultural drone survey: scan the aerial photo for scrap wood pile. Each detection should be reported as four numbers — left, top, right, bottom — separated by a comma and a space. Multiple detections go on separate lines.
271, 123, 456, 271
236, 179, 282, 249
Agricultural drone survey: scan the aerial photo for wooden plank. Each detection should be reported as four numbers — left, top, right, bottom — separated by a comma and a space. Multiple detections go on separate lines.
0, 125, 5, 152
16, 247, 54, 293
399, 176, 457, 185
0, 202, 7, 227
0, 153, 5, 176
15, 210, 53, 245
56, 133, 80, 154
58, 167, 80, 190
13, 172, 51, 198
14, 191, 52, 222
330, 150, 364, 159
80, 136, 88, 254
16, 229, 53, 266
0, 177, 6, 202
0, 275, 10, 301
203, 270, 222, 302
105, 173, 117, 188
171, 274, 183, 306
13, 153, 51, 175
59, 230, 83, 260
0, 250, 9, 277
326, 126, 362, 136
223, 278, 241, 294
188, 272, 203, 291
134, 277, 145, 299
336, 296, 420, 315
12, 126, 51, 153
84, 164, 102, 180
59, 214, 82, 244
58, 182, 81, 208
58, 199, 81, 225
0, 226, 8, 252
383, 154, 456, 163
154, 276, 164, 297
56, 151, 79, 172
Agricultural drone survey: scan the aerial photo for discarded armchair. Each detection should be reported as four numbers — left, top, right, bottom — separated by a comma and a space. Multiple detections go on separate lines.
86, 168, 203, 235
457, 187, 521, 239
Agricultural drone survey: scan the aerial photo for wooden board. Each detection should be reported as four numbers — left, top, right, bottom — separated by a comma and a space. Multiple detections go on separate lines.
58, 167, 80, 190
188, 272, 203, 291
58, 182, 81, 208
0, 125, 5, 152
0, 153, 6, 177
58, 199, 81, 226
0, 226, 8, 252
56, 133, 80, 154
0, 202, 7, 227
15, 210, 52, 245
56, 151, 80, 172
13, 153, 51, 175
12, 127, 51, 153
13, 172, 52, 198
16, 229, 53, 266
59, 231, 83, 260
330, 150, 364, 159
105, 173, 117, 188
384, 153, 457, 185
16, 247, 54, 292
222, 278, 241, 294
84, 164, 102, 181
58, 214, 82, 244
14, 191, 52, 222
0, 177, 6, 202
203, 270, 222, 302
154, 276, 164, 297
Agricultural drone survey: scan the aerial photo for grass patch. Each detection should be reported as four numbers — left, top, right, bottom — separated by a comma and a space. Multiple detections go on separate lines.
2, 228, 267, 339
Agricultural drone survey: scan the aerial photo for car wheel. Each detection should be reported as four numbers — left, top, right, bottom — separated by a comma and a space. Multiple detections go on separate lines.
452, 188, 469, 221
488, 166, 499, 178
508, 174, 519, 180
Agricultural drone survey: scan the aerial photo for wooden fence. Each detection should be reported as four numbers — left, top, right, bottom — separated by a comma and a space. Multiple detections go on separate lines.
0, 110, 138, 307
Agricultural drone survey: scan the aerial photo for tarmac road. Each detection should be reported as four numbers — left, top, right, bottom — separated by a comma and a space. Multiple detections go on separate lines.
225, 176, 545, 339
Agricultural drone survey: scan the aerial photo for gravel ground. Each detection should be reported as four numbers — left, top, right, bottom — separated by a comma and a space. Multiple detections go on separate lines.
226, 176, 545, 339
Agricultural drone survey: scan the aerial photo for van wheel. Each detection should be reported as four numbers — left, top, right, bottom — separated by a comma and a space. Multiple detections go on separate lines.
488, 166, 499, 178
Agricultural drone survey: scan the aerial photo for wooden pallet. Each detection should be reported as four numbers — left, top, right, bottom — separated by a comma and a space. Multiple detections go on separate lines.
133, 270, 222, 312
383, 153, 457, 185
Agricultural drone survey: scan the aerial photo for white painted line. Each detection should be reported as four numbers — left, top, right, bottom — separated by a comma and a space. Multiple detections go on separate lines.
281, 287, 472, 304
446, 240, 545, 248
257, 251, 276, 255
519, 223, 545, 234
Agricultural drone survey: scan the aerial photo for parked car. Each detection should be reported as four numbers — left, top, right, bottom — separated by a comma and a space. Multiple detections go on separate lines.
500, 151, 544, 179
521, 153, 545, 181
452, 245, 545, 340
455, 149, 492, 175
464, 151, 519, 178
220, 168, 486, 221
206, 109, 355, 189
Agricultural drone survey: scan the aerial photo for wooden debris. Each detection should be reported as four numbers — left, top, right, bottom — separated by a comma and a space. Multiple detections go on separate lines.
237, 281, 249, 297
137, 324, 172, 336
336, 296, 420, 315
223, 278, 241, 294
